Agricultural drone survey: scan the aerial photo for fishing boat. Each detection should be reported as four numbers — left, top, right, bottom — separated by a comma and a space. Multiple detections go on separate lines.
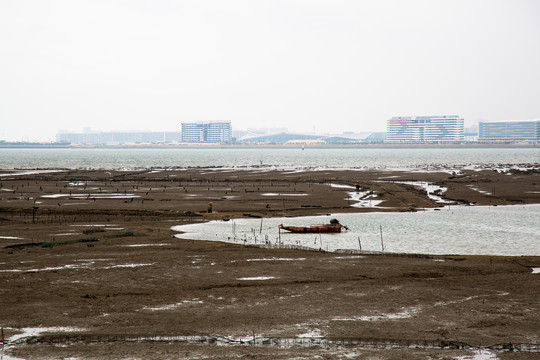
278, 218, 349, 233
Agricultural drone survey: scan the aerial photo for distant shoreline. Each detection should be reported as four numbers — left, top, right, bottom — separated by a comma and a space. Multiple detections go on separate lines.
0, 143, 537, 149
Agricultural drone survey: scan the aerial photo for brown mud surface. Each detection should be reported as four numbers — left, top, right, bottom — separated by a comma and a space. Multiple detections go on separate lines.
0, 169, 539, 359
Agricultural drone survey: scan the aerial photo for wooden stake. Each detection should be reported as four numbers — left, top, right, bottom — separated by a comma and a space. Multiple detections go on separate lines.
380, 225, 384, 252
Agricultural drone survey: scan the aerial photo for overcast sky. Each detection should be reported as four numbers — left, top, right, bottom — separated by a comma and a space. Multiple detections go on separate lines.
1, 0, 539, 141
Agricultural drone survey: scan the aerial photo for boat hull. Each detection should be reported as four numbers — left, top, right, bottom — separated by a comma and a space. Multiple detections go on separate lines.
278, 225, 343, 233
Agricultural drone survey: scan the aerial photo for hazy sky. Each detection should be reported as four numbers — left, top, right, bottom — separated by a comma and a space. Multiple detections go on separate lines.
1, 0, 539, 141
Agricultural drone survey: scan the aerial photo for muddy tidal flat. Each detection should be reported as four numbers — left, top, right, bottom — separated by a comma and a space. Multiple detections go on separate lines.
1, 168, 539, 359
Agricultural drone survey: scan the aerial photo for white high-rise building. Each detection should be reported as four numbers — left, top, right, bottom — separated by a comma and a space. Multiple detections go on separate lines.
181, 121, 232, 143
479, 119, 540, 142
386, 115, 464, 143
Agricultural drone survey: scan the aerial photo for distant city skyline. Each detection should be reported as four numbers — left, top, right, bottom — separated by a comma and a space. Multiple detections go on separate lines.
2, 1, 539, 142
51, 117, 540, 145
5, 114, 539, 144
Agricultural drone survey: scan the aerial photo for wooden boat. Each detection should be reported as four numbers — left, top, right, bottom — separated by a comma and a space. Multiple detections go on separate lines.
278, 219, 349, 233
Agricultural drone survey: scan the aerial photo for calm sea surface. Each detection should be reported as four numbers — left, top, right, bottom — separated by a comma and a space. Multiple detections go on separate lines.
0, 147, 538, 170
173, 205, 540, 256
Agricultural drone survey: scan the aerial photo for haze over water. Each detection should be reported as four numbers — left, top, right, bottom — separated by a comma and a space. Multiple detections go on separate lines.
0, 147, 538, 170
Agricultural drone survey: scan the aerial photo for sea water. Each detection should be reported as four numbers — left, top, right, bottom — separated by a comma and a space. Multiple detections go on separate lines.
0, 147, 538, 170
172, 205, 540, 256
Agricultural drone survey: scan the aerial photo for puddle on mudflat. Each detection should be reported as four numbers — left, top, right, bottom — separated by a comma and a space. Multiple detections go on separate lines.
0, 170, 64, 177
393, 181, 453, 204
246, 257, 306, 262
124, 243, 170, 247
297, 329, 324, 338
0, 263, 91, 273
42, 193, 139, 199
467, 185, 492, 196
7, 326, 86, 343
330, 183, 356, 189
331, 183, 385, 208
74, 258, 112, 262
102, 263, 154, 269
68, 181, 89, 186
0, 261, 153, 273
1, 326, 87, 360
237, 276, 276, 281
347, 191, 384, 208
455, 349, 498, 360
142, 299, 203, 311
58, 202, 90, 206
332, 305, 422, 322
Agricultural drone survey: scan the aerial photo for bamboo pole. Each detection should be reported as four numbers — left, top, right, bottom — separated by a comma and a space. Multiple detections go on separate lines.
380, 225, 384, 252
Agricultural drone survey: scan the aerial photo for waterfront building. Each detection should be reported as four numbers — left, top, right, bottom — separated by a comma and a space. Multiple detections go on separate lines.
238, 132, 368, 144
56, 131, 181, 145
386, 115, 464, 143
478, 119, 540, 142
181, 121, 232, 143
464, 125, 479, 142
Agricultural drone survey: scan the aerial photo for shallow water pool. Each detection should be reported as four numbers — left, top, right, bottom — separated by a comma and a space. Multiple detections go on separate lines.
172, 205, 540, 256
